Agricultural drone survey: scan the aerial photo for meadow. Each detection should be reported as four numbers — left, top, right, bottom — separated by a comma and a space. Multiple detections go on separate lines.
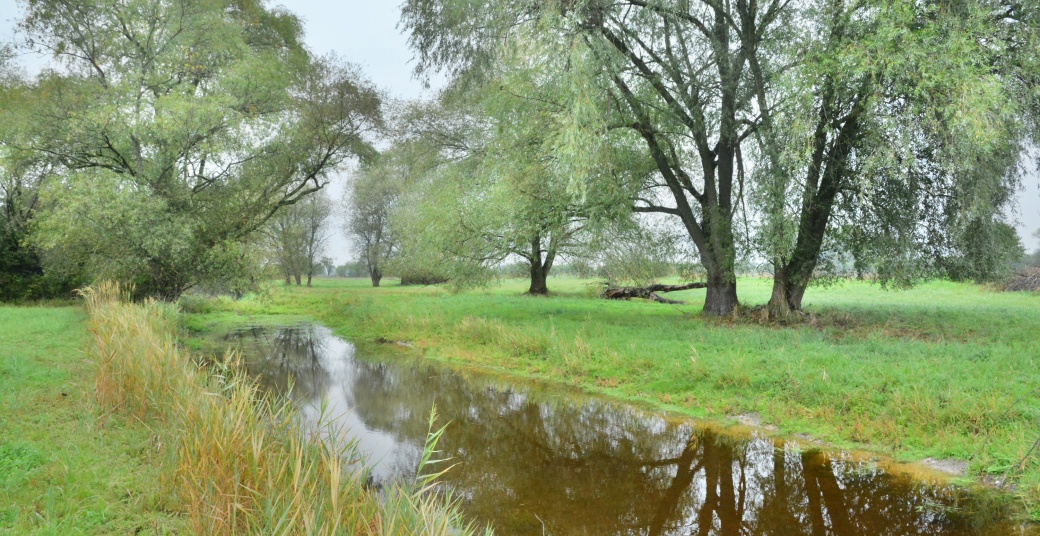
184, 276, 1040, 509
0, 304, 187, 534
1, 290, 488, 535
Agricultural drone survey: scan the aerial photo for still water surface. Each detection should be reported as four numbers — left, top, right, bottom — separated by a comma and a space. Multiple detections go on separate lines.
225, 323, 1035, 536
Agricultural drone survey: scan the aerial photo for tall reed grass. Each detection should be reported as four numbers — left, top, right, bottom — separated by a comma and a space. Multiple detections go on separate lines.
82, 283, 488, 535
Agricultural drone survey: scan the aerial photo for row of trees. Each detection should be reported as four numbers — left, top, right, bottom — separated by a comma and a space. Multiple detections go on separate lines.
384, 0, 1039, 315
2, 0, 1037, 318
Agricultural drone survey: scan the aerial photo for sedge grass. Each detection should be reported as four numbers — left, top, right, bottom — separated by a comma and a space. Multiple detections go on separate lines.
83, 283, 487, 535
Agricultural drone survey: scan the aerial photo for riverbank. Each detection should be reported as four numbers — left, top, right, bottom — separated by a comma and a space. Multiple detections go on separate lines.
183, 276, 1040, 513
2, 291, 488, 535
0, 304, 188, 533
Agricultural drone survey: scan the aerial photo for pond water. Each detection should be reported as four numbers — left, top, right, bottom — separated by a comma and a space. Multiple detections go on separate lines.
224, 323, 1036, 536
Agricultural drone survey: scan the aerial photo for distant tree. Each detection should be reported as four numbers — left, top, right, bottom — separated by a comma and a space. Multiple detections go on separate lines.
942, 220, 1024, 283
1016, 229, 1040, 268
300, 193, 334, 287
345, 160, 401, 287
387, 78, 634, 295
334, 262, 367, 278
267, 191, 334, 287
268, 205, 307, 286
19, 0, 382, 300
320, 256, 335, 277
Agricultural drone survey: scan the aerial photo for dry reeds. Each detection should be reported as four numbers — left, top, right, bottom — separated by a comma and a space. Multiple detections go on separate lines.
81, 283, 488, 535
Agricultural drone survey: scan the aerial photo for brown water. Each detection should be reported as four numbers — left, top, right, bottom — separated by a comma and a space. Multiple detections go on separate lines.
225, 323, 1036, 536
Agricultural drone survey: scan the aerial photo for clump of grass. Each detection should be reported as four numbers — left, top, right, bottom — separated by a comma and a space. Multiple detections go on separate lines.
83, 283, 487, 535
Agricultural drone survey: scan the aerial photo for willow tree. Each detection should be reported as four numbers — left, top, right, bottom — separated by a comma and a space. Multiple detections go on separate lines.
267, 189, 334, 287
402, 0, 1033, 316
0, 54, 83, 300
345, 158, 402, 287
403, 0, 777, 314
750, 0, 1029, 315
387, 70, 636, 295
17, 0, 382, 300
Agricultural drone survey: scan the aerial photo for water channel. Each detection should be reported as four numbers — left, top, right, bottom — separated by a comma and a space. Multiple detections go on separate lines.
223, 323, 1036, 535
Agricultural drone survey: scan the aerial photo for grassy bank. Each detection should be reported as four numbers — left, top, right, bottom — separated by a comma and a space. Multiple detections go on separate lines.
0, 304, 186, 534
82, 285, 486, 535
1, 289, 487, 534
184, 277, 1040, 508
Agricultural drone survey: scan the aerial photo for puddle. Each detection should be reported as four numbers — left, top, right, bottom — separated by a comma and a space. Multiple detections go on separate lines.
223, 323, 1035, 535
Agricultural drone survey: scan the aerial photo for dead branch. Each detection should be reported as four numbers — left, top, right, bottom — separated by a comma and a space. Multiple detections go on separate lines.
601, 282, 707, 304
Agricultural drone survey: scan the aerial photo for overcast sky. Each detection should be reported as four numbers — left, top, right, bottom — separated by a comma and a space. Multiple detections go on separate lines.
1, 0, 1038, 261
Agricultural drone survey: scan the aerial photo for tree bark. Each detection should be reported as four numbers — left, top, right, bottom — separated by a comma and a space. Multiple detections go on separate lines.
703, 270, 739, 317
602, 282, 706, 303
768, 266, 808, 317
370, 267, 382, 287
529, 261, 548, 295
526, 236, 555, 295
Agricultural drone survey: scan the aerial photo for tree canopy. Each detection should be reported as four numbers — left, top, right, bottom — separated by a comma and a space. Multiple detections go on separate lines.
12, 0, 382, 300
402, 0, 1037, 315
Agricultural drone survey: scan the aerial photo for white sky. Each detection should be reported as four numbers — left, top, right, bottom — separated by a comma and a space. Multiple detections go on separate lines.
1, 0, 1038, 262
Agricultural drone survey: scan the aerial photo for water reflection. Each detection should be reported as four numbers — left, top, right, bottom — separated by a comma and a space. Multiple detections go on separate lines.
225, 324, 1032, 536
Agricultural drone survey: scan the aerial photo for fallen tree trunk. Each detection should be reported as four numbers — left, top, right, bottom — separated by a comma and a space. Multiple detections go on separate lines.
602, 282, 707, 304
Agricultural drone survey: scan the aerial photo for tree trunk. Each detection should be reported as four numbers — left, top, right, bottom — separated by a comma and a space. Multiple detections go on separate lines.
529, 260, 548, 295
294, 273, 302, 286
602, 282, 706, 303
370, 267, 382, 287
703, 270, 739, 317
306, 273, 313, 287
766, 85, 865, 318
527, 236, 552, 295
768, 266, 808, 317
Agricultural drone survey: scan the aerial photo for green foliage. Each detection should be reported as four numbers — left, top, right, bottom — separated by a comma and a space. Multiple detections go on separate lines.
346, 156, 404, 286
265, 189, 334, 287
944, 219, 1025, 283
0, 52, 83, 301
385, 47, 642, 293
16, 0, 382, 300
401, 0, 1038, 314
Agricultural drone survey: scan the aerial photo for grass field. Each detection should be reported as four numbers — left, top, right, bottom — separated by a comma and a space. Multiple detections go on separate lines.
184, 276, 1040, 509
0, 305, 187, 534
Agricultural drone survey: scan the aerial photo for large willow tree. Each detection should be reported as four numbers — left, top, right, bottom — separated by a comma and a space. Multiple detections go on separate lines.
14, 0, 382, 300
402, 0, 1034, 316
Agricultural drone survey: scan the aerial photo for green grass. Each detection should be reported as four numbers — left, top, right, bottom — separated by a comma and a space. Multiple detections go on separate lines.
83, 283, 489, 536
0, 305, 187, 534
185, 276, 1040, 509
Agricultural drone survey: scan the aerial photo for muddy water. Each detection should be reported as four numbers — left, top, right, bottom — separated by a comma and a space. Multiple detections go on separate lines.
225, 323, 1035, 536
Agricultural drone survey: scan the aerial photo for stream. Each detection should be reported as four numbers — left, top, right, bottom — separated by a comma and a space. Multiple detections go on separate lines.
223, 322, 1036, 536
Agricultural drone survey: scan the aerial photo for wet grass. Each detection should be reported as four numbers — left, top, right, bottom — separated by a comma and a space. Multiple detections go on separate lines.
84, 284, 488, 535
0, 304, 187, 534
183, 276, 1040, 514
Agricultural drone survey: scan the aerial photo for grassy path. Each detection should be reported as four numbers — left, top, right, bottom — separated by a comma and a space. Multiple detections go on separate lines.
0, 306, 185, 535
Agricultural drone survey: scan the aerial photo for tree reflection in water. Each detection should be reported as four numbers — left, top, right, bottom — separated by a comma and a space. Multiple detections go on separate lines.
226, 324, 1029, 536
